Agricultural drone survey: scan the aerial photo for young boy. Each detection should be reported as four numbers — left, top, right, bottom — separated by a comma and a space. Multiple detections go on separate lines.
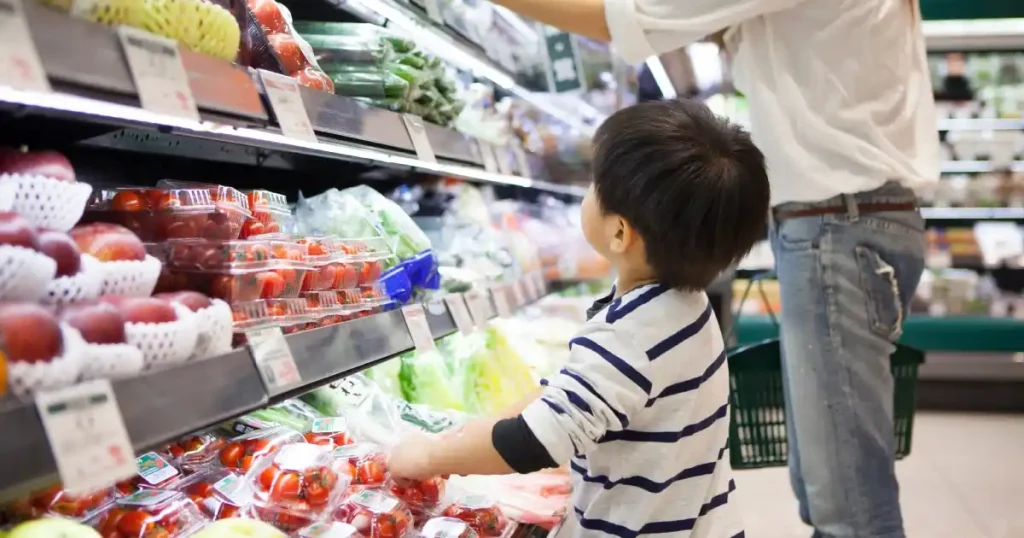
389, 99, 770, 538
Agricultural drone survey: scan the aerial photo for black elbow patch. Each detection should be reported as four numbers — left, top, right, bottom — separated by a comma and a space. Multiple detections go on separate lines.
491, 416, 558, 473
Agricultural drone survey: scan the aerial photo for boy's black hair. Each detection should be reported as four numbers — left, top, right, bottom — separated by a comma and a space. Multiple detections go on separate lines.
592, 99, 770, 291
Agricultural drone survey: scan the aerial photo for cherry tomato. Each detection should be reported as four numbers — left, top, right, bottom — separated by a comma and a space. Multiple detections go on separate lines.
265, 221, 281, 233
112, 190, 147, 211
116, 510, 151, 537
295, 67, 335, 93
249, 0, 286, 33
305, 482, 329, 507
208, 274, 237, 301
258, 467, 281, 491
99, 508, 129, 536
219, 442, 244, 468
269, 471, 300, 501
247, 244, 271, 261
156, 192, 182, 209
247, 191, 268, 209
240, 455, 255, 472
356, 460, 386, 485
259, 271, 286, 298
268, 33, 307, 75
190, 482, 215, 497
241, 219, 265, 238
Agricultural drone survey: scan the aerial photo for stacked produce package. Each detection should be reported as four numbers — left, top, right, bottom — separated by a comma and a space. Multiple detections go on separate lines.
291, 23, 465, 126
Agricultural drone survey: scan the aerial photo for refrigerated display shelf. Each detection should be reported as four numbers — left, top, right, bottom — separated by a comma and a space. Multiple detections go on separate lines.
940, 161, 1024, 174
7, 1, 587, 197
937, 118, 1024, 131
0, 284, 525, 497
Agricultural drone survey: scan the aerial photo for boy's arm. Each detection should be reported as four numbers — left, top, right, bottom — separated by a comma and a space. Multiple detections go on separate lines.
389, 325, 650, 479
490, 0, 808, 64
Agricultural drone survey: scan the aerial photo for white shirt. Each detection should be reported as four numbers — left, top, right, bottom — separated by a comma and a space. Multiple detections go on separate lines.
604, 0, 940, 206
522, 284, 741, 537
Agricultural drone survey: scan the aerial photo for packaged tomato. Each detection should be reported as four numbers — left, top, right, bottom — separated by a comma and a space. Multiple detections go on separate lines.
303, 416, 355, 449
441, 495, 508, 538
85, 186, 251, 241
419, 517, 480, 538
299, 237, 343, 292
90, 490, 208, 538
116, 452, 185, 495
247, 444, 350, 532
388, 478, 445, 512
334, 490, 413, 538
218, 426, 304, 473
160, 430, 228, 472
242, 190, 292, 237
7, 484, 116, 522
174, 469, 251, 520
297, 522, 365, 538
330, 444, 389, 489
359, 284, 390, 312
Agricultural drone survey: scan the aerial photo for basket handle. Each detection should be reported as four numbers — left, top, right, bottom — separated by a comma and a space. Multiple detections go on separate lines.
722, 270, 779, 346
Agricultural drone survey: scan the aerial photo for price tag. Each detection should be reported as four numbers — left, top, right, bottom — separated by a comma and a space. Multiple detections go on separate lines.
212, 473, 252, 506
117, 26, 199, 122
300, 522, 360, 538
444, 294, 475, 335
246, 326, 301, 391
494, 146, 514, 176
464, 289, 490, 328
477, 141, 500, 174
35, 380, 136, 495
259, 70, 317, 143
512, 145, 532, 178
402, 304, 437, 353
422, 0, 444, 25
512, 279, 527, 307
311, 417, 347, 433
0, 0, 51, 93
402, 114, 437, 164
492, 286, 512, 318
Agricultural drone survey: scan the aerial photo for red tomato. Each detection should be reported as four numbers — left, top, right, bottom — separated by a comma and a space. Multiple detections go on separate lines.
356, 460, 386, 486
268, 33, 307, 75
240, 455, 255, 472
219, 442, 244, 468
112, 191, 147, 211
190, 482, 215, 497
99, 508, 129, 536
248, 244, 271, 261
208, 274, 236, 301
259, 271, 286, 299
265, 221, 281, 233
219, 504, 240, 519
240, 219, 265, 238
305, 482, 329, 507
247, 191, 268, 209
249, 0, 286, 34
269, 471, 300, 501
295, 67, 335, 93
116, 510, 151, 537
156, 192, 182, 209
258, 466, 281, 491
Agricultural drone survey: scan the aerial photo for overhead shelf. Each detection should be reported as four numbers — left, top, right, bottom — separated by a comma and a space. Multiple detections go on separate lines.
923, 18, 1024, 51
921, 207, 1024, 220
940, 161, 1024, 174
937, 118, 1024, 131
6, 1, 588, 198
0, 280, 538, 496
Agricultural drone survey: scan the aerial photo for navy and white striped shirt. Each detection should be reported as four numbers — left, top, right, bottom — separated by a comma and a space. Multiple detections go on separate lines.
521, 283, 741, 538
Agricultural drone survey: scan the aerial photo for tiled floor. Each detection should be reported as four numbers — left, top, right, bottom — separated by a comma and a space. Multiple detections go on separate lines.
733, 412, 1024, 538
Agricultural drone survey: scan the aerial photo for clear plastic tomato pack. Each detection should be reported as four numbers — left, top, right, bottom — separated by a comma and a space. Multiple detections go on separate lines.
218, 425, 305, 473
419, 517, 480, 538
7, 484, 116, 522
388, 477, 445, 512
330, 444, 389, 488
441, 495, 509, 538
174, 469, 251, 520
242, 190, 292, 238
90, 490, 208, 538
116, 452, 184, 496
303, 416, 355, 449
85, 186, 250, 242
247, 443, 351, 532
160, 430, 228, 472
334, 489, 413, 538
297, 521, 366, 538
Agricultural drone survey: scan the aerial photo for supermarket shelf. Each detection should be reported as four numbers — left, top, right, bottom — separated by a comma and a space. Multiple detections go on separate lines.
940, 160, 1024, 174
920, 207, 1024, 220
9, 2, 587, 198
937, 118, 1024, 131
923, 18, 1024, 51
0, 284, 513, 497
344, 0, 605, 134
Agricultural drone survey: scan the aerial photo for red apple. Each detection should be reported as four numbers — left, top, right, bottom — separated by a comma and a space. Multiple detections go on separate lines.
37, 230, 82, 277
70, 223, 146, 262
154, 291, 211, 313
60, 302, 127, 345
0, 148, 75, 182
0, 303, 63, 363
0, 212, 40, 250
117, 297, 177, 324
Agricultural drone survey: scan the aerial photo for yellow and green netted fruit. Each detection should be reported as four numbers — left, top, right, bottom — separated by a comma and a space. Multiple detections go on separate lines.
136, 0, 239, 61
71, 0, 145, 26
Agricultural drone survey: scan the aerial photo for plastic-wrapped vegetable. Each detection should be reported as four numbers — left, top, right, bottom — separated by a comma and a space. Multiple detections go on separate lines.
292, 22, 416, 54
330, 70, 410, 100
342, 186, 432, 261
303, 34, 395, 68
293, 189, 390, 241
353, 97, 407, 113
441, 495, 509, 538
387, 64, 433, 92
248, 0, 333, 92
398, 350, 465, 411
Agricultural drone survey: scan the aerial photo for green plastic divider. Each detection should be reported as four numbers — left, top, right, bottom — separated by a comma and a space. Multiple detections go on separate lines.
736, 315, 1024, 352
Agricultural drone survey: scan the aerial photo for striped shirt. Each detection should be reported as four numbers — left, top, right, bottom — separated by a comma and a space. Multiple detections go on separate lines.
521, 283, 742, 538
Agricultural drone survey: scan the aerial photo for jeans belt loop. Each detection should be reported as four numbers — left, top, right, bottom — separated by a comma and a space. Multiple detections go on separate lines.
843, 192, 860, 222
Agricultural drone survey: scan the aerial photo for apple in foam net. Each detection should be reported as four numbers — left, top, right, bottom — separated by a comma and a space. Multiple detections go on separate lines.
0, 212, 40, 251
37, 230, 82, 277
0, 303, 64, 363
69, 223, 146, 262
116, 297, 178, 324
154, 291, 211, 313
60, 301, 127, 345
0, 148, 76, 182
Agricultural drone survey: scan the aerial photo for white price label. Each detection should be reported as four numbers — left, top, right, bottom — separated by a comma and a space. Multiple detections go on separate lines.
492, 287, 512, 318
35, 380, 136, 495
212, 473, 252, 506
260, 70, 317, 143
402, 304, 437, 353
494, 146, 514, 176
512, 279, 527, 307
0, 0, 50, 93
443, 294, 474, 335
246, 326, 301, 391
421, 518, 470, 538
464, 289, 490, 328
300, 522, 360, 538
402, 114, 437, 164
311, 417, 347, 433
423, 0, 444, 24
117, 26, 199, 122
477, 141, 500, 174
136, 451, 179, 485
512, 145, 532, 178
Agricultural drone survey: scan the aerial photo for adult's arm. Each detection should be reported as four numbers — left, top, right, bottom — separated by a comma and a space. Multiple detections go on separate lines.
490, 0, 809, 63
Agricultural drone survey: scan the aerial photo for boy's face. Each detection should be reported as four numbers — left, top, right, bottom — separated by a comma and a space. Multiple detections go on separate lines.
581, 183, 632, 258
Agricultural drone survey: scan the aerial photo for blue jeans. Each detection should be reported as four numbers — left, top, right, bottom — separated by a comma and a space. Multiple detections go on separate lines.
769, 182, 925, 538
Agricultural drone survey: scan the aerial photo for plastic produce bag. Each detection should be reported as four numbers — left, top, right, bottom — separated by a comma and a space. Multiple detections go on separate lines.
302, 34, 395, 69
292, 21, 416, 54
293, 189, 390, 241
246, 0, 334, 92
398, 350, 466, 411
330, 69, 411, 100
342, 186, 432, 261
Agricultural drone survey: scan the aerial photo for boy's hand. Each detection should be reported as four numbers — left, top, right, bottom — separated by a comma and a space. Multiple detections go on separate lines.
388, 433, 438, 480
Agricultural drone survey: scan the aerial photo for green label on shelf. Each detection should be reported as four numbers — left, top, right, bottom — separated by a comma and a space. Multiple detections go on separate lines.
542, 25, 585, 94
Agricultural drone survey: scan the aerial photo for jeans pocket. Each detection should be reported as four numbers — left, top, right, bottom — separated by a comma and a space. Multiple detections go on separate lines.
774, 218, 820, 251
855, 245, 904, 341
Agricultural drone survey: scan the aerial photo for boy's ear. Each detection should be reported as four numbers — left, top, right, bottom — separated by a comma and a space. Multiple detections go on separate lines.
609, 217, 638, 255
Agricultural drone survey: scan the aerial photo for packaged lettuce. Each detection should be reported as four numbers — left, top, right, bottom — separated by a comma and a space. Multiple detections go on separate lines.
342, 185, 432, 260
398, 349, 466, 411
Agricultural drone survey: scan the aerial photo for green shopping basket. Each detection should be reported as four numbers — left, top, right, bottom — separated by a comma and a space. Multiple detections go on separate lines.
724, 272, 925, 470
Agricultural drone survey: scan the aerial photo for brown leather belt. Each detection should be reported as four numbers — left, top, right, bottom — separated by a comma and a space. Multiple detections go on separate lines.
773, 202, 917, 222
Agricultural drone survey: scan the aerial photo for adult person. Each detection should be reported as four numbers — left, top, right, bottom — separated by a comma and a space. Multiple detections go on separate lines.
487, 0, 936, 536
